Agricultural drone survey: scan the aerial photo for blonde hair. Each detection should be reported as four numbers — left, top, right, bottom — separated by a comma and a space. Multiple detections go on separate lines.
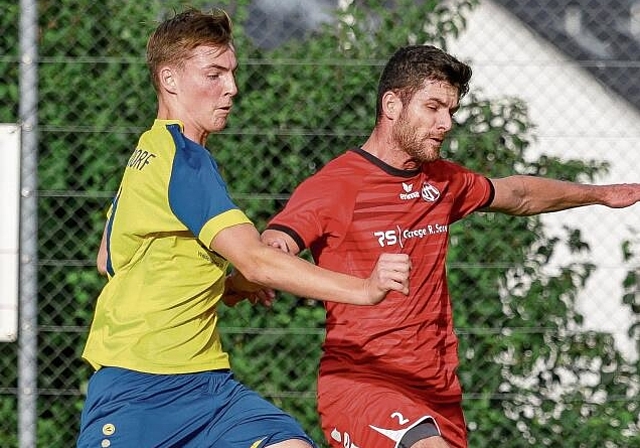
146, 8, 233, 92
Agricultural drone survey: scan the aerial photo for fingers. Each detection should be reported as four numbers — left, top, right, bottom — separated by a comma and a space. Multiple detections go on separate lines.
269, 239, 290, 253
249, 288, 276, 307
377, 253, 411, 272
257, 288, 276, 307
226, 291, 275, 307
221, 292, 244, 307
373, 253, 411, 297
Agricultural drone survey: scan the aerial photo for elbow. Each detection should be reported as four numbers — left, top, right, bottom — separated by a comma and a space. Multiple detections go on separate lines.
96, 258, 108, 276
96, 250, 108, 276
231, 247, 275, 286
504, 202, 537, 216
236, 266, 264, 285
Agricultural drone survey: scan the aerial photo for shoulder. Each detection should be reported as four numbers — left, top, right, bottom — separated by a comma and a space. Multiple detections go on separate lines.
424, 159, 488, 186
297, 150, 367, 189
321, 149, 368, 172
423, 159, 474, 176
139, 121, 180, 150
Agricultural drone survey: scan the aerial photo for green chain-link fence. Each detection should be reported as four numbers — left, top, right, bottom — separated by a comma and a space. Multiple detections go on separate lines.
1, 0, 639, 447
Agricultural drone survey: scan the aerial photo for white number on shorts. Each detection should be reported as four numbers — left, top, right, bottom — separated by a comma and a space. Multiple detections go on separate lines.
391, 411, 409, 425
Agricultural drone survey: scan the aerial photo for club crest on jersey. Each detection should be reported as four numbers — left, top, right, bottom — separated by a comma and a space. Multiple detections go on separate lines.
421, 182, 440, 202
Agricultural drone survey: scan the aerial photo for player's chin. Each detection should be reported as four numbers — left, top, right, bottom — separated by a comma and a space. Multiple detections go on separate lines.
418, 148, 440, 163
209, 118, 229, 132
425, 142, 443, 159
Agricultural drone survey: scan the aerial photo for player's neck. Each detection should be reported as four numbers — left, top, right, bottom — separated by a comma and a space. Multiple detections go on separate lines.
361, 133, 421, 171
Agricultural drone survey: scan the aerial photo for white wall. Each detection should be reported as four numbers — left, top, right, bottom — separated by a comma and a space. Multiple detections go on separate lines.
447, 0, 640, 360
0, 124, 20, 342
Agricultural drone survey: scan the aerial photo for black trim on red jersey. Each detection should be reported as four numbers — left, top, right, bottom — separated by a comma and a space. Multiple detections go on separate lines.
350, 147, 421, 178
480, 177, 496, 209
265, 224, 307, 252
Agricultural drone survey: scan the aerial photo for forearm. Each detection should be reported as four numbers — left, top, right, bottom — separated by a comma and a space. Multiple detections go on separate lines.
214, 223, 407, 306
488, 176, 640, 215
235, 244, 371, 305
515, 177, 601, 215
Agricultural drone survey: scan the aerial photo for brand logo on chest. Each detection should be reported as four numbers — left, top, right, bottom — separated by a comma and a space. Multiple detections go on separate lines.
399, 181, 441, 202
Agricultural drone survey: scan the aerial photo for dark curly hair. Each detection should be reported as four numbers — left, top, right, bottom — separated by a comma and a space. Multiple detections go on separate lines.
375, 45, 472, 122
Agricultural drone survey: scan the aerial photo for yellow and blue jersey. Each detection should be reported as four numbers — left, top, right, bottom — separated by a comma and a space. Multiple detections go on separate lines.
82, 119, 251, 374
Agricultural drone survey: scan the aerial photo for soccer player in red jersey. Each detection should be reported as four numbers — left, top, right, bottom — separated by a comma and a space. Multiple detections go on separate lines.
262, 45, 640, 448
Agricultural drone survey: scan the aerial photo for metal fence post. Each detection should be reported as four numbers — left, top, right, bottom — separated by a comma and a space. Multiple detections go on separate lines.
18, 0, 39, 446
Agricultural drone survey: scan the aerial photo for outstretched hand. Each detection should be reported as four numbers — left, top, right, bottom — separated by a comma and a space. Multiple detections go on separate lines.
602, 183, 640, 208
364, 253, 411, 305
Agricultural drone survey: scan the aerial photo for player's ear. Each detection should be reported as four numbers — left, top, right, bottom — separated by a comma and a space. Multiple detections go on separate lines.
159, 66, 178, 94
382, 91, 401, 120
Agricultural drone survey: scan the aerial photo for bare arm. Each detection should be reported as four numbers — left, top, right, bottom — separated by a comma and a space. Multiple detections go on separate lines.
212, 223, 410, 305
487, 176, 640, 216
96, 223, 108, 276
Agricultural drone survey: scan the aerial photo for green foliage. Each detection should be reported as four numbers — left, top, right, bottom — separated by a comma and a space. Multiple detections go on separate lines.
0, 398, 18, 447
621, 237, 640, 371
0, 1, 20, 123
1, 0, 637, 447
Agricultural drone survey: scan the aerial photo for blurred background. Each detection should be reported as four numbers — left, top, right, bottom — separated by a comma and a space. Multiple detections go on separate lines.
1, 0, 638, 446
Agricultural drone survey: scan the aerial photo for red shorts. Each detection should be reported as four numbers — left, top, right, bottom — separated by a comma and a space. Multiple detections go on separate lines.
318, 373, 467, 448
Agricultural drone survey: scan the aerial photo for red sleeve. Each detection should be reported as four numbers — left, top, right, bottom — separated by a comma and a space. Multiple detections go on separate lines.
429, 160, 493, 222
267, 172, 352, 251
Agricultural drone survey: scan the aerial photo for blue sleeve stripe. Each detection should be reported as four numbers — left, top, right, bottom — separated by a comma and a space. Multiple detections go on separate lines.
105, 193, 119, 277
166, 125, 240, 237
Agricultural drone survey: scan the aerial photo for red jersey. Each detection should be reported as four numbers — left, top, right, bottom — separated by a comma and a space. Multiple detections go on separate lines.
268, 147, 493, 404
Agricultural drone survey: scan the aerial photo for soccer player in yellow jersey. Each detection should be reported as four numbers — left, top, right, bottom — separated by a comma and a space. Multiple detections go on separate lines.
76, 8, 411, 448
